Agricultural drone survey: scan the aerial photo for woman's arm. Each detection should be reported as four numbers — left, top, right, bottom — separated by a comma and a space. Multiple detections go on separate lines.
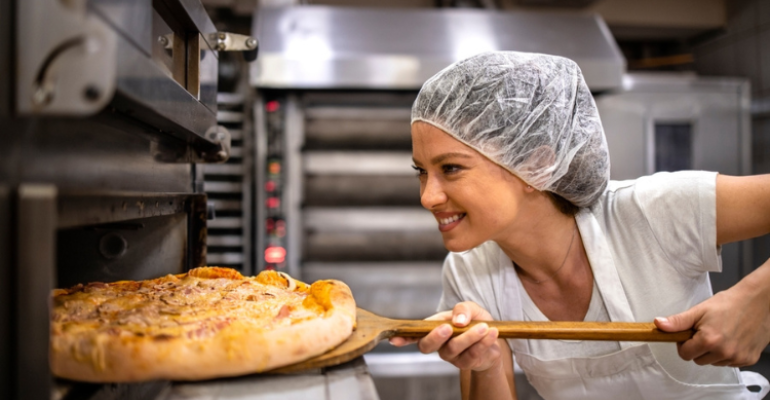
655, 174, 770, 367
461, 339, 516, 400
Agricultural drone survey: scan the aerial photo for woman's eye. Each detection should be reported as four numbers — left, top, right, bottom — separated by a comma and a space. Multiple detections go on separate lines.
442, 164, 462, 174
411, 165, 426, 176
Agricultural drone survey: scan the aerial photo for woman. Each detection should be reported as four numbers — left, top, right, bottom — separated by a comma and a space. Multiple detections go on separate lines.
389, 51, 770, 399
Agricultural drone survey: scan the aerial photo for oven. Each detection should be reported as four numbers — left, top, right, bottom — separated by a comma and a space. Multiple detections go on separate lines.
0, 1, 378, 399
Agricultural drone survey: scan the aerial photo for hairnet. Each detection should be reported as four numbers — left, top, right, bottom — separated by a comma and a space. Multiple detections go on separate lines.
411, 51, 610, 208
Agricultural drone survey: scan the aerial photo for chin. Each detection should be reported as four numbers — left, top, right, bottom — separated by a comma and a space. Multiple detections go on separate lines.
442, 237, 478, 253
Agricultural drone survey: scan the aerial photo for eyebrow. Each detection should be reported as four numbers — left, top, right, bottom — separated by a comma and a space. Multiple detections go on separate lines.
413, 152, 473, 166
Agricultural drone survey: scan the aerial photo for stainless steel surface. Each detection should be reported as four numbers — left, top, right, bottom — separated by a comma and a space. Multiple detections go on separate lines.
305, 231, 446, 262
304, 262, 442, 319
254, 96, 268, 273
305, 175, 420, 206
161, 358, 379, 400
56, 192, 193, 229
285, 95, 304, 278
17, 0, 117, 115
364, 352, 457, 377
595, 72, 752, 293
17, 185, 57, 400
18, 0, 228, 162
53, 381, 170, 400
5, 0, 232, 396
11, 120, 191, 192
304, 207, 436, 232
251, 6, 625, 91
304, 152, 416, 175
0, 186, 9, 396
305, 113, 412, 149
91, 0, 153, 56
113, 32, 219, 152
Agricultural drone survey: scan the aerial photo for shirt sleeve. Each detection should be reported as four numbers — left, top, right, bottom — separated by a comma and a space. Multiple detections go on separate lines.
632, 171, 721, 278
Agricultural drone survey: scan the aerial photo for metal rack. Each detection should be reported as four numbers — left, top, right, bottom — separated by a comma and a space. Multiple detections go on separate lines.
204, 92, 254, 272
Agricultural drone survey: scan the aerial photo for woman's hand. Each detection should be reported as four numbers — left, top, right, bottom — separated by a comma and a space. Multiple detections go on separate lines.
655, 261, 770, 367
390, 301, 502, 372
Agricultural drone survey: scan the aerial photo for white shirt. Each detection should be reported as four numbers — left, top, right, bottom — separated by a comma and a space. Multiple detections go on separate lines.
437, 171, 741, 385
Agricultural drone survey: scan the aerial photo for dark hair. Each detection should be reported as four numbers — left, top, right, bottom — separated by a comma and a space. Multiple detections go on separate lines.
547, 192, 579, 216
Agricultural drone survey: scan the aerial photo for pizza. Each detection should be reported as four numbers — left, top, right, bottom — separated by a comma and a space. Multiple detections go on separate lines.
50, 267, 356, 382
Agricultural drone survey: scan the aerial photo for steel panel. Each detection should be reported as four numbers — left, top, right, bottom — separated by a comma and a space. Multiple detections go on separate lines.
304, 207, 436, 232
17, 185, 57, 400
251, 7, 624, 91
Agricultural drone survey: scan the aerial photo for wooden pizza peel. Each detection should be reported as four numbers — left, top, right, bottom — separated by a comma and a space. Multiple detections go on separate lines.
271, 308, 694, 373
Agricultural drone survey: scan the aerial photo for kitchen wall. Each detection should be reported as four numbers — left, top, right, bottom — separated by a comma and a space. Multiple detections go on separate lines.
693, 0, 770, 279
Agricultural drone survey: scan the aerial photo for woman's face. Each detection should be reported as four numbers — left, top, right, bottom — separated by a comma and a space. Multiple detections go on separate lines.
411, 122, 529, 252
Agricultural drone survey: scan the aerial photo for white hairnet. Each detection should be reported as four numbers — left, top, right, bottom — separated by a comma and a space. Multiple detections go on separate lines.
411, 51, 610, 208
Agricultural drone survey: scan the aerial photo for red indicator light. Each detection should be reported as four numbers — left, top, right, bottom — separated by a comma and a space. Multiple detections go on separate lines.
266, 197, 280, 208
266, 218, 275, 231
269, 162, 281, 175
266, 101, 280, 113
265, 246, 286, 264
265, 180, 276, 192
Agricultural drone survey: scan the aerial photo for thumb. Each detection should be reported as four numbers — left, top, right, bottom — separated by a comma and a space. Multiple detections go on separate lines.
452, 301, 491, 327
655, 306, 703, 332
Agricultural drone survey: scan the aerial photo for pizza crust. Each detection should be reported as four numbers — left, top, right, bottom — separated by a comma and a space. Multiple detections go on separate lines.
50, 273, 356, 382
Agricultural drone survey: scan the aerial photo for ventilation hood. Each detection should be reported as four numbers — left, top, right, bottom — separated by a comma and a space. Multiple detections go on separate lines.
251, 6, 625, 91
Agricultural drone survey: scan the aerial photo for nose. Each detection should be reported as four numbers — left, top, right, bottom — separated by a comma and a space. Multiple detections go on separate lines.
420, 175, 447, 210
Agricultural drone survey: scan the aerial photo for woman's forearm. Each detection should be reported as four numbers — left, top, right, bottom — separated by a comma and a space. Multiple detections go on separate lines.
460, 341, 517, 400
470, 361, 516, 400
656, 255, 770, 366
734, 257, 770, 307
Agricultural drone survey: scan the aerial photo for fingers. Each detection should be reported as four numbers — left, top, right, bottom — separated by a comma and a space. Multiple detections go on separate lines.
418, 324, 454, 354
676, 332, 711, 362
677, 331, 761, 367
655, 305, 703, 332
436, 323, 491, 359
388, 336, 418, 347
389, 310, 452, 347
453, 329, 500, 370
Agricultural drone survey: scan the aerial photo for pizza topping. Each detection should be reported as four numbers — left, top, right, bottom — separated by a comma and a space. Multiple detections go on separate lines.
275, 304, 292, 320
51, 268, 322, 343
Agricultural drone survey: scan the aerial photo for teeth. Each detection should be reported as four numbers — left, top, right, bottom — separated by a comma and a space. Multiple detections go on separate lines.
439, 214, 464, 225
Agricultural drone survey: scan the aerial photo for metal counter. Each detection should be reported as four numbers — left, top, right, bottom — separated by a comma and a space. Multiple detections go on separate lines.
163, 358, 379, 400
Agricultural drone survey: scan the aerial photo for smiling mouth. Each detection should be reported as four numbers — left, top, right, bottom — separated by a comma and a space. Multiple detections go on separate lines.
437, 213, 466, 232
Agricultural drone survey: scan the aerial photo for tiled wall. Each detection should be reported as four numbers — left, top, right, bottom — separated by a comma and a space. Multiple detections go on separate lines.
694, 0, 770, 271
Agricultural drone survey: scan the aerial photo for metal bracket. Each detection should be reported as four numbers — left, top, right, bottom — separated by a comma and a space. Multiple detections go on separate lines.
209, 32, 259, 62
17, 0, 117, 115
150, 125, 232, 164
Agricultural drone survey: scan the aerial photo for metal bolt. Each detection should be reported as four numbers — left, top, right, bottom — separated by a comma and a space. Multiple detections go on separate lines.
218, 33, 226, 40
158, 35, 169, 46
83, 85, 101, 102
246, 38, 257, 49
32, 86, 53, 106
